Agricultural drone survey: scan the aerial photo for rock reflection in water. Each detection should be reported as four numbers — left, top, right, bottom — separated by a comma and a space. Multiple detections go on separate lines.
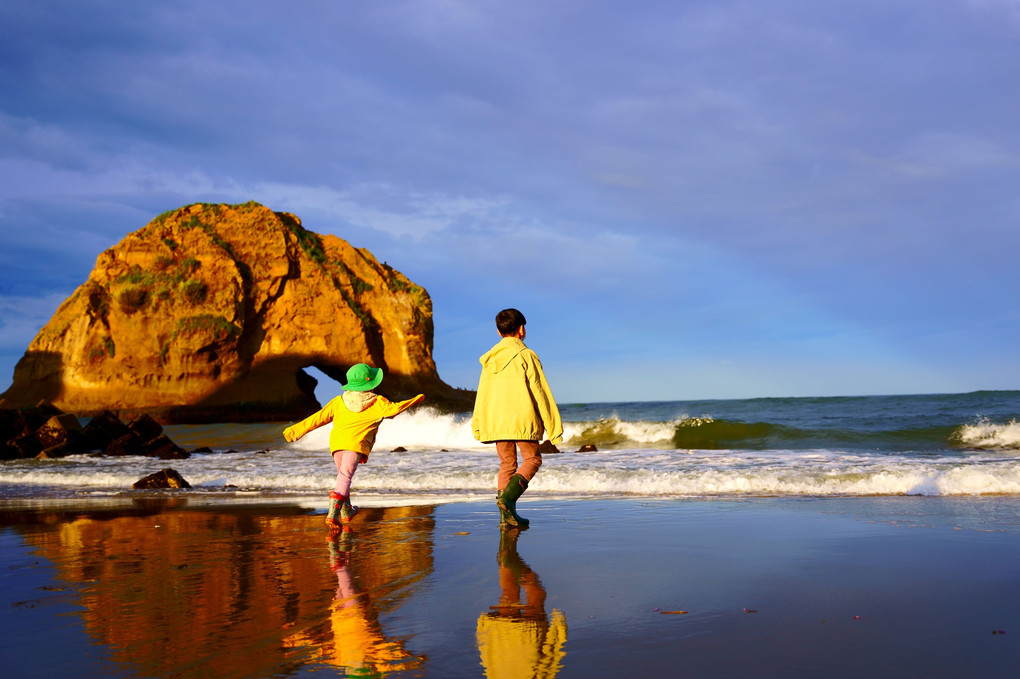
4, 501, 434, 677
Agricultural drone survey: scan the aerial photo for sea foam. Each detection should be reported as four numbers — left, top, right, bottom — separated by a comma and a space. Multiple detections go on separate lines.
952, 418, 1020, 450
284, 408, 681, 452
286, 407, 480, 452
5, 446, 1020, 498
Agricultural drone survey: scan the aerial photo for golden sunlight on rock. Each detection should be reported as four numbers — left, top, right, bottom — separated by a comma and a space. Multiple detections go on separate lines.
2, 202, 471, 422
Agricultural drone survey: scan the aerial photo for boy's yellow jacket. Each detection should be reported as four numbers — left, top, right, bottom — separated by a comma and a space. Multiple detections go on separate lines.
283, 393, 424, 457
476, 609, 567, 679
472, 337, 563, 444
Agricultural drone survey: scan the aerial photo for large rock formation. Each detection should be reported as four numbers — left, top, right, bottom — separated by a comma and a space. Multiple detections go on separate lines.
2, 202, 471, 422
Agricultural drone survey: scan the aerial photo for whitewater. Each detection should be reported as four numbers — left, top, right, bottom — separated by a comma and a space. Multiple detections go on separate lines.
0, 391, 1018, 501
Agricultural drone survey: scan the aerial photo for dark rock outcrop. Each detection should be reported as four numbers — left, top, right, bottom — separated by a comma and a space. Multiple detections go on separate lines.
129, 414, 164, 443
35, 414, 86, 450
83, 410, 133, 450
538, 440, 561, 455
104, 432, 146, 457
133, 468, 191, 490
4, 432, 42, 460
0, 401, 191, 461
145, 435, 188, 460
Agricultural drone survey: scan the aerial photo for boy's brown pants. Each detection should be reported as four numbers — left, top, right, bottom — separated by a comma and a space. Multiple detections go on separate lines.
495, 440, 542, 491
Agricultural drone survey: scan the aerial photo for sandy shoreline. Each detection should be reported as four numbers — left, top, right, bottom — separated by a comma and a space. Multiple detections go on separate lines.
3, 495, 1019, 677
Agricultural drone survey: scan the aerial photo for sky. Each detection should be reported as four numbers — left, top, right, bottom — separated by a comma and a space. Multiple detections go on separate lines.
1, 0, 1018, 405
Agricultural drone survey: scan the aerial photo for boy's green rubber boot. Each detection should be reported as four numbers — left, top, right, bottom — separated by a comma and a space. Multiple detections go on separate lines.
496, 492, 515, 525
497, 525, 523, 570
497, 474, 530, 528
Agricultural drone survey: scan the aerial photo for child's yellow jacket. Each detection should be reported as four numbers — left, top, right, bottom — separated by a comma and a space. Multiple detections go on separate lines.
283, 393, 424, 458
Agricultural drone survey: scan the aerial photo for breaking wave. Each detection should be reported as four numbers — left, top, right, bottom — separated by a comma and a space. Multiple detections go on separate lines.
3, 392, 1017, 500
279, 408, 1020, 454
951, 418, 1020, 450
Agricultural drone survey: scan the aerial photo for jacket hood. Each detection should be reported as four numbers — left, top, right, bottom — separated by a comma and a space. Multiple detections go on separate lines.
479, 337, 527, 375
342, 390, 378, 413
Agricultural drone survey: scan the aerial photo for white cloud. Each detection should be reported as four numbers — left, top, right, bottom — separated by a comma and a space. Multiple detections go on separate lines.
249, 182, 509, 239
854, 133, 1015, 181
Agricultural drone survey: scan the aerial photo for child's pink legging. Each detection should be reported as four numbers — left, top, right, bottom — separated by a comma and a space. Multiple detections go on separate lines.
332, 450, 366, 496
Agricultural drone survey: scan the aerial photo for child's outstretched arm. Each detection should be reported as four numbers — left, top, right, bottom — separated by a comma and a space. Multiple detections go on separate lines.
283, 399, 338, 442
382, 394, 425, 419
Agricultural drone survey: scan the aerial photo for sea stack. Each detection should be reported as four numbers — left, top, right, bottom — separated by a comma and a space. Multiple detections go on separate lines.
2, 202, 471, 422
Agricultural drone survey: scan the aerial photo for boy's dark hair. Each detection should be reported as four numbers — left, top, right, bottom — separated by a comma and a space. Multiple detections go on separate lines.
496, 308, 527, 336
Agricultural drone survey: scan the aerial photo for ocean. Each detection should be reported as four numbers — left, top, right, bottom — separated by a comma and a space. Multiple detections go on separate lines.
1, 391, 1018, 503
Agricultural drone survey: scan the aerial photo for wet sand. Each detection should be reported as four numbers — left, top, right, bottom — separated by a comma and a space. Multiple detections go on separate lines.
2, 495, 1019, 677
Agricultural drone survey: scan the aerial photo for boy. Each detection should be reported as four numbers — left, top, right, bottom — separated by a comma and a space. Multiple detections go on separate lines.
284, 363, 424, 529
472, 309, 563, 527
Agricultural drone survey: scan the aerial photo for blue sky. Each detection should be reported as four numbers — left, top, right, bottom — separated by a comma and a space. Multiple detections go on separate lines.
1, 0, 1018, 404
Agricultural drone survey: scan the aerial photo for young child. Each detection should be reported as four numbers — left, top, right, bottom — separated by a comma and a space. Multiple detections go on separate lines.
471, 309, 563, 527
284, 363, 424, 529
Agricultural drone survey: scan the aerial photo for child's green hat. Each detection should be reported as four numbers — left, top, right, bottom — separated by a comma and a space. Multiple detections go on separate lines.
342, 363, 383, 392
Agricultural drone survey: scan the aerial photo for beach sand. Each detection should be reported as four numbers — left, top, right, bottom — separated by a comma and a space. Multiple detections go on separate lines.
2, 495, 1019, 677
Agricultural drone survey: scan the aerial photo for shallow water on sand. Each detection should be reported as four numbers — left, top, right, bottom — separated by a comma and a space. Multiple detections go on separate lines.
2, 496, 1019, 677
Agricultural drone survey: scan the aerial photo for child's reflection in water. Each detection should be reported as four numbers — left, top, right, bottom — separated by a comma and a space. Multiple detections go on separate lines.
323, 527, 426, 676
477, 527, 567, 679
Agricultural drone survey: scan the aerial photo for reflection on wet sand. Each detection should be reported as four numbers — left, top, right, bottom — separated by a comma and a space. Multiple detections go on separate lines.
477, 527, 567, 678
281, 526, 427, 674
3, 501, 434, 677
